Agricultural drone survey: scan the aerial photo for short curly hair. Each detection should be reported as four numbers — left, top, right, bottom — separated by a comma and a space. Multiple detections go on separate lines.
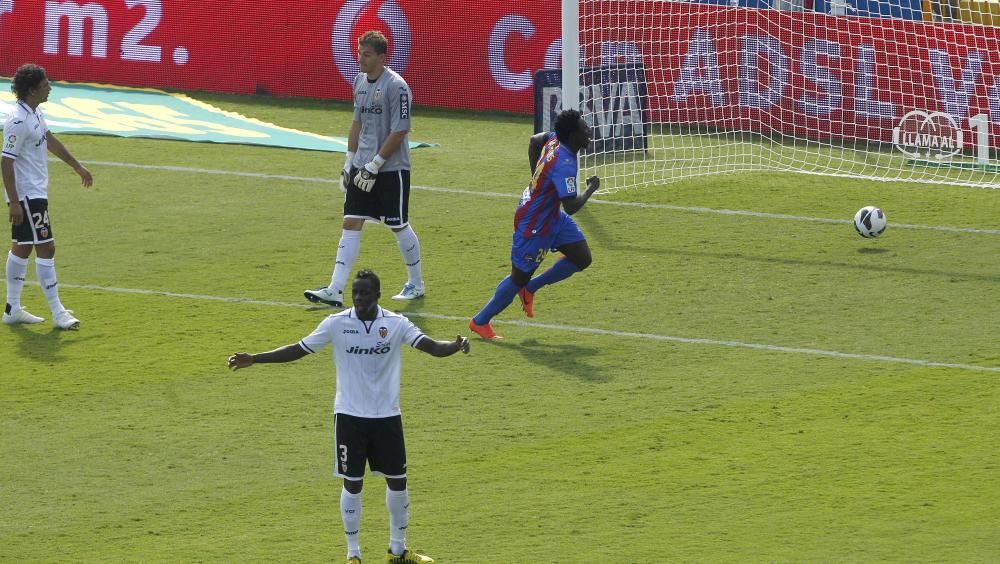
11, 64, 47, 101
554, 109, 584, 144
354, 269, 381, 292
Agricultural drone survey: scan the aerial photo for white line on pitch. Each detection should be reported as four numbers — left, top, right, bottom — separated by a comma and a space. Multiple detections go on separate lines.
52, 282, 1000, 374
75, 159, 1000, 235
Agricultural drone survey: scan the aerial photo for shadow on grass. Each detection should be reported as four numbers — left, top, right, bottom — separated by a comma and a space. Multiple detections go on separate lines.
491, 337, 611, 383
7, 323, 91, 362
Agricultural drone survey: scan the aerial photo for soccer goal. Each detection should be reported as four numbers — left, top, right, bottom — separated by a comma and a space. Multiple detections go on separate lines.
559, 0, 1000, 191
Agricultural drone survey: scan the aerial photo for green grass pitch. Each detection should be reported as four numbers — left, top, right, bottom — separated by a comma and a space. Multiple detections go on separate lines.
2, 94, 998, 562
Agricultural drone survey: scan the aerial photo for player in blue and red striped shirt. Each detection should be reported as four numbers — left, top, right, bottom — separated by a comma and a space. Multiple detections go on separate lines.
469, 109, 600, 340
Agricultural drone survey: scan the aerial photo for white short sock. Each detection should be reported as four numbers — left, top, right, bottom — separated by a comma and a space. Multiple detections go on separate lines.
6, 252, 28, 311
386, 487, 409, 555
341, 487, 363, 557
393, 225, 423, 288
35, 257, 65, 314
330, 230, 362, 295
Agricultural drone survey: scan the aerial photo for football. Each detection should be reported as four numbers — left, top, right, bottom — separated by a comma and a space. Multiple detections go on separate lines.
854, 206, 887, 238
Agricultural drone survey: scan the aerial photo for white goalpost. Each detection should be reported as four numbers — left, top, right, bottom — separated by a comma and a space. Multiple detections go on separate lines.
558, 0, 1000, 191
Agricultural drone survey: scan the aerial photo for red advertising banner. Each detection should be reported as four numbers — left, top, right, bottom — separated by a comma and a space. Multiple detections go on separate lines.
3, 0, 1000, 150
0, 0, 561, 113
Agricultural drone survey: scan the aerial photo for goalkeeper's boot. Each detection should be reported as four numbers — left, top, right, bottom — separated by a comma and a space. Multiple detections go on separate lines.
3, 304, 44, 325
468, 319, 502, 340
304, 287, 344, 307
391, 282, 425, 301
518, 287, 535, 318
386, 548, 433, 564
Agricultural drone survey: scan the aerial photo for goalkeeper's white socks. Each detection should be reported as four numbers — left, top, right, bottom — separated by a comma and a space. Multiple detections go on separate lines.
386, 488, 409, 555
341, 487, 363, 558
330, 229, 362, 294
6, 252, 28, 311
393, 225, 423, 288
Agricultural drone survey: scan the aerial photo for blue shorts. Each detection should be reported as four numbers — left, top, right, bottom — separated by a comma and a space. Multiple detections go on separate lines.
511, 212, 585, 273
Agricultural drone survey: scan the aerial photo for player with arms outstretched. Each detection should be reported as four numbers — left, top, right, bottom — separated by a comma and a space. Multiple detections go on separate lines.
230, 270, 468, 564
469, 109, 599, 339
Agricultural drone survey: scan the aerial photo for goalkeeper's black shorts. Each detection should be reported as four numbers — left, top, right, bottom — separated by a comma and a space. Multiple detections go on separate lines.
344, 168, 411, 227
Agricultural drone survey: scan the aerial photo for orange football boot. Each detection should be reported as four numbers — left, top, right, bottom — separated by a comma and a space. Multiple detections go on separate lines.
518, 287, 535, 318
469, 319, 502, 340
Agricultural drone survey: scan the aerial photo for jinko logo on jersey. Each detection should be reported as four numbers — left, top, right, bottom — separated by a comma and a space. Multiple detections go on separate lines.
346, 345, 391, 355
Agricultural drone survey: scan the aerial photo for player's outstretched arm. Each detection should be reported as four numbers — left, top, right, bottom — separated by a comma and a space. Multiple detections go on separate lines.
228, 344, 309, 370
562, 175, 600, 215
415, 335, 470, 358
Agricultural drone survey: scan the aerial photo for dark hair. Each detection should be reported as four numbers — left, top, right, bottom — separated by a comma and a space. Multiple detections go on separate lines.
358, 31, 388, 56
355, 269, 381, 292
554, 109, 583, 144
11, 64, 47, 100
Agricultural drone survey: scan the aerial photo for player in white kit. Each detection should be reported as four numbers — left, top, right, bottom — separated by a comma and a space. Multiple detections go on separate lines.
230, 270, 469, 564
3, 64, 93, 329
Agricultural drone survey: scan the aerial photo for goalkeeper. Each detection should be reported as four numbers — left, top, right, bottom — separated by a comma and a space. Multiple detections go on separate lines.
469, 109, 600, 340
305, 30, 425, 308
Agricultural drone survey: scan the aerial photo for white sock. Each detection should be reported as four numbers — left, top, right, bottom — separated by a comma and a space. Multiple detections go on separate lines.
341, 487, 363, 558
35, 257, 65, 314
393, 225, 423, 288
6, 252, 28, 311
386, 488, 409, 555
329, 230, 362, 294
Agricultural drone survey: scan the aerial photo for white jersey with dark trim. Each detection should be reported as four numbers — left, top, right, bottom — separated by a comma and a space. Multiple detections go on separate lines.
2, 101, 49, 202
299, 306, 425, 418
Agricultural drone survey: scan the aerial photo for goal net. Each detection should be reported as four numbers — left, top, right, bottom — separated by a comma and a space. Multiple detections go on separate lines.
566, 0, 1000, 192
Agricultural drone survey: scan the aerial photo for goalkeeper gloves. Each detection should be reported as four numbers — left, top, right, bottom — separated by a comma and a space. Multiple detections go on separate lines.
353, 155, 385, 192
339, 151, 354, 192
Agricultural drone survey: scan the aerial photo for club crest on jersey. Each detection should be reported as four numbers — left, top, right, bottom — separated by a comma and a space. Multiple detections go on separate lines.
40, 227, 49, 238
565, 176, 577, 194
379, 327, 388, 338
373, 87, 382, 101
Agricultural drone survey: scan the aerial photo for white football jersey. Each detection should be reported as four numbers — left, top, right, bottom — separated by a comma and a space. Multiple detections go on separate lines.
299, 307, 426, 418
2, 101, 49, 202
